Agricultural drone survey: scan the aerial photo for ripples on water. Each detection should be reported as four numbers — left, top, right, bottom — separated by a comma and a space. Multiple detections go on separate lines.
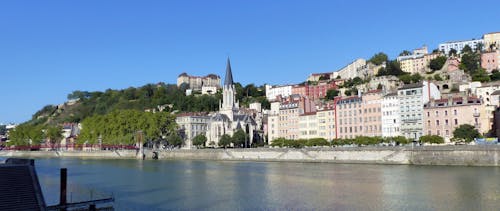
33, 158, 500, 210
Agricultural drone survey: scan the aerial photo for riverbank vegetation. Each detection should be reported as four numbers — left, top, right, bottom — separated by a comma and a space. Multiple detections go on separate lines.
78, 109, 177, 146
269, 136, 411, 148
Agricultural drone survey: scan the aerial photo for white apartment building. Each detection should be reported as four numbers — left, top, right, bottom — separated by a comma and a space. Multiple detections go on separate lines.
381, 93, 401, 137
176, 114, 211, 149
267, 102, 281, 143
439, 39, 483, 55
336, 58, 367, 80
265, 84, 292, 101
316, 108, 336, 141
299, 112, 318, 140
398, 81, 441, 140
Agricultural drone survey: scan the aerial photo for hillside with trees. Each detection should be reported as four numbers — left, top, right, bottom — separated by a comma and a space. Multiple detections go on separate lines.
28, 82, 269, 127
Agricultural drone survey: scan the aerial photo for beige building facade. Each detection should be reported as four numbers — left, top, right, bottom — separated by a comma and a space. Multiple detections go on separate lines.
484, 32, 500, 51
177, 73, 221, 91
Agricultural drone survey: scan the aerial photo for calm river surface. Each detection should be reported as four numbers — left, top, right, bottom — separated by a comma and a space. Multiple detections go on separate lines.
32, 158, 500, 210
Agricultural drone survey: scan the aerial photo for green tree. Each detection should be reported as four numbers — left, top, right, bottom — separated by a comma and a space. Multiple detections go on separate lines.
398, 74, 412, 84
459, 51, 480, 73
377, 60, 404, 76
326, 89, 340, 100
243, 84, 259, 97
453, 124, 480, 142
429, 56, 447, 71
472, 69, 490, 82
434, 74, 443, 81
192, 134, 207, 148
78, 110, 176, 146
419, 135, 444, 144
231, 129, 247, 148
490, 69, 500, 81
462, 45, 473, 54
368, 52, 388, 65
167, 133, 183, 147
306, 138, 329, 146
7, 124, 44, 147
318, 75, 330, 81
45, 125, 63, 148
0, 125, 6, 135
411, 73, 423, 83
448, 48, 457, 56
399, 50, 411, 56
344, 88, 358, 96
218, 134, 232, 148
475, 42, 484, 52
392, 136, 409, 145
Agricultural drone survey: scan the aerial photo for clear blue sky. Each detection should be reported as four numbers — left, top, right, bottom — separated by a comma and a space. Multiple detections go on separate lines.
1, 0, 499, 124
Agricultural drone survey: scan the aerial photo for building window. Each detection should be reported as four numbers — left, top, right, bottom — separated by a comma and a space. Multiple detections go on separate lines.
454, 119, 458, 125
454, 110, 457, 115
446, 130, 449, 136
427, 112, 430, 117
445, 110, 448, 116
437, 130, 440, 135
436, 120, 440, 126
435, 111, 439, 117
445, 119, 449, 125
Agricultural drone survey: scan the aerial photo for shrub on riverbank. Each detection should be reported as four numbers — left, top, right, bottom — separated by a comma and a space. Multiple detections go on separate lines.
270, 136, 411, 148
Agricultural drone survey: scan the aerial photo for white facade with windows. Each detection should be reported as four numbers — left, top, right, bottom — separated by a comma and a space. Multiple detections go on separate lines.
299, 113, 318, 140
398, 81, 440, 140
336, 58, 367, 80
439, 39, 483, 55
265, 84, 292, 100
381, 93, 401, 137
176, 115, 211, 149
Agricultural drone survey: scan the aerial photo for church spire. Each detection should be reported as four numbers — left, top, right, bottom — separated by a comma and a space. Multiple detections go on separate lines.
224, 57, 234, 86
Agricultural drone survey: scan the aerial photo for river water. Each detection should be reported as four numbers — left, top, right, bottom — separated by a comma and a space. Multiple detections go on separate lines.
32, 158, 500, 210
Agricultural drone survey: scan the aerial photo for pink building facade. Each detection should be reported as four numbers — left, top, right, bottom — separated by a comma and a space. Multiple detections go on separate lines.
481, 51, 499, 72
361, 90, 383, 137
424, 97, 484, 141
335, 96, 364, 139
292, 81, 338, 101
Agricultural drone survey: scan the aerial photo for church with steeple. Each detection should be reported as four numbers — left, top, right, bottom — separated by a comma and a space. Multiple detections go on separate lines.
205, 58, 258, 147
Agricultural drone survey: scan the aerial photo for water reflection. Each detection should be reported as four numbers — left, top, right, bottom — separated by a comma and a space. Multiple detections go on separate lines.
34, 158, 500, 210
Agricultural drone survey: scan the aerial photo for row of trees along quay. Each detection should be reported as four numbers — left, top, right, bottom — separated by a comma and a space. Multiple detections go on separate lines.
5, 120, 482, 150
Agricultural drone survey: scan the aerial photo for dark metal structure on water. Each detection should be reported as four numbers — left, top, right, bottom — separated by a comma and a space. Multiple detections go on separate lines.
0, 158, 114, 211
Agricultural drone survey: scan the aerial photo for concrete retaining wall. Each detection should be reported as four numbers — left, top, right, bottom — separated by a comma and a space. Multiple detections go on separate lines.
2, 146, 500, 166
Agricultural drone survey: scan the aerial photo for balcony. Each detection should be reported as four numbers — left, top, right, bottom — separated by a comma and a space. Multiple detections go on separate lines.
473, 112, 480, 117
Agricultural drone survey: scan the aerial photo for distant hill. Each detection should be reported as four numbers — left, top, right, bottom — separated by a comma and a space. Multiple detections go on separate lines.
27, 82, 269, 126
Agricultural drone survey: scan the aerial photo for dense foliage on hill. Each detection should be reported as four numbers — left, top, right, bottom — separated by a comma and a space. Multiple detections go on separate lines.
28, 83, 269, 126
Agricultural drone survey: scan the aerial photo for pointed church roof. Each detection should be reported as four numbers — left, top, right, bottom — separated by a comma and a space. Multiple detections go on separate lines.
224, 58, 234, 86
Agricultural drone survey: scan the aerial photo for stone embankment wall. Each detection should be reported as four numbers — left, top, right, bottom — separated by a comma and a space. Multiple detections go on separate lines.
2, 146, 500, 166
